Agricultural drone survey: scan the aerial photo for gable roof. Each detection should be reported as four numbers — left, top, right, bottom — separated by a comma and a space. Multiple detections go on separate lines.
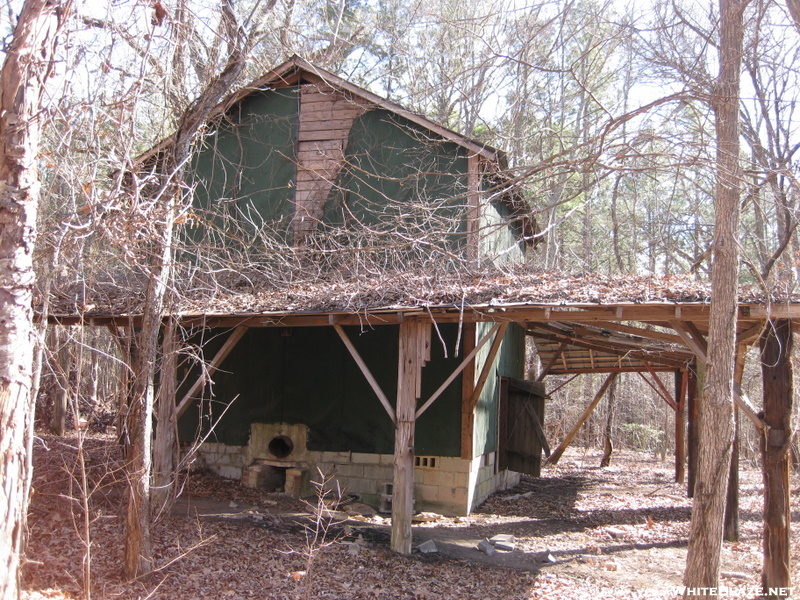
137, 56, 506, 169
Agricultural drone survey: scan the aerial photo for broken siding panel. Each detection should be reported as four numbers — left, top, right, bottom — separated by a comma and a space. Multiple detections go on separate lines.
293, 84, 369, 245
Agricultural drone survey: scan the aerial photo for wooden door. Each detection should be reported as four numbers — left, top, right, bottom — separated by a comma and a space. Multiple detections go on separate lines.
498, 377, 549, 477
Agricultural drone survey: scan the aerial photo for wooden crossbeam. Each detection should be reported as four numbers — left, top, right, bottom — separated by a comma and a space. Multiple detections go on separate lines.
537, 341, 568, 381
641, 363, 678, 411
546, 373, 617, 465
669, 320, 765, 432
522, 398, 551, 457
528, 329, 689, 369
416, 322, 503, 419
175, 325, 248, 418
333, 324, 395, 423
464, 322, 510, 413
637, 372, 677, 411
547, 374, 579, 395
668, 320, 709, 362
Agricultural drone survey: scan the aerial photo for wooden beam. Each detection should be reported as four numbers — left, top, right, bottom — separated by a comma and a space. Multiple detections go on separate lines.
736, 322, 764, 345
670, 320, 766, 432
675, 369, 687, 484
547, 374, 579, 395
725, 346, 746, 541
687, 362, 700, 498
641, 363, 678, 411
537, 341, 568, 381
528, 330, 689, 369
669, 320, 708, 362
464, 322, 510, 413
460, 323, 477, 459
759, 319, 793, 593
175, 325, 248, 418
590, 320, 688, 345
637, 371, 677, 411
333, 324, 395, 423
392, 320, 427, 555
733, 382, 766, 433
522, 398, 551, 457
546, 373, 617, 465
415, 322, 502, 419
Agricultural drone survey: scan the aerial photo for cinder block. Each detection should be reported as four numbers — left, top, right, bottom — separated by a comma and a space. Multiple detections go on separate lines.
453, 472, 470, 488
341, 478, 369, 495
414, 470, 424, 483
379, 454, 394, 465
437, 457, 470, 472
364, 465, 391, 481
335, 464, 364, 478
423, 470, 455, 488
415, 484, 437, 502
435, 486, 468, 506
351, 452, 381, 465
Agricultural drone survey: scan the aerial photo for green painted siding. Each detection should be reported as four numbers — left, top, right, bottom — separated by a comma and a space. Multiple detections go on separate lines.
472, 322, 525, 457
178, 324, 465, 456
189, 87, 299, 244
323, 110, 469, 257
480, 196, 526, 264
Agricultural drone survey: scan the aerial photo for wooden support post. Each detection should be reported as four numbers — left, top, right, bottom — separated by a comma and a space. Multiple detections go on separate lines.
675, 369, 687, 484
463, 322, 509, 414
724, 346, 746, 541
461, 323, 476, 459
416, 322, 502, 419
546, 373, 617, 465
687, 361, 700, 498
391, 320, 428, 555
175, 325, 248, 418
759, 319, 793, 595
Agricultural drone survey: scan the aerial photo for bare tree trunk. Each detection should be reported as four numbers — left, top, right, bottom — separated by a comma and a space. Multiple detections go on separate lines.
0, 1, 67, 598
152, 317, 178, 519
122, 0, 247, 577
600, 376, 616, 467
683, 0, 748, 591
53, 326, 72, 435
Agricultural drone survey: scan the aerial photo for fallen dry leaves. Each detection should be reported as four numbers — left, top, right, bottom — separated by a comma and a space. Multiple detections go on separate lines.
22, 436, 800, 600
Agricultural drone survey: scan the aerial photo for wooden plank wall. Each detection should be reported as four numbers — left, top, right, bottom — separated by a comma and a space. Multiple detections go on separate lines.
293, 84, 369, 245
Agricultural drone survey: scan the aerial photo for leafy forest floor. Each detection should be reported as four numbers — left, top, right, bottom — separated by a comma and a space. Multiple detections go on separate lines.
22, 434, 800, 600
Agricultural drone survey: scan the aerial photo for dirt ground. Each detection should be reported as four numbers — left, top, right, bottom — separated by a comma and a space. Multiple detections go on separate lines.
22, 435, 800, 599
